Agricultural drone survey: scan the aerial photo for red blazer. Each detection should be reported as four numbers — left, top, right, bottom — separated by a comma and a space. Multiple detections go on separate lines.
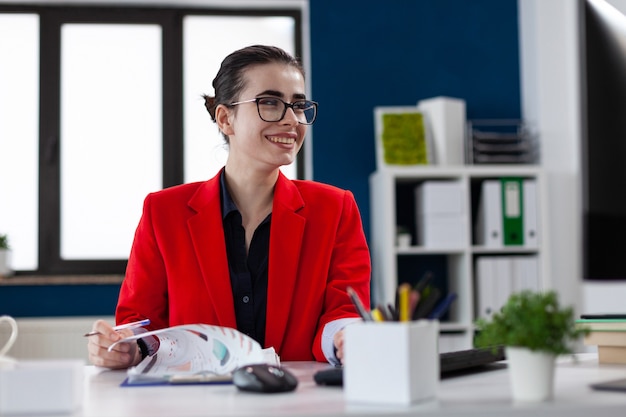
116, 170, 371, 362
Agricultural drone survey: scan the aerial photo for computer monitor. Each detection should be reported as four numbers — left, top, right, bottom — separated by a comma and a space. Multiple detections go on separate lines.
580, 0, 626, 279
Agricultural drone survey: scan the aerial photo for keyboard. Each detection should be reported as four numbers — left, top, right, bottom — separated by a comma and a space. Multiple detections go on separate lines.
439, 345, 505, 374
313, 346, 506, 386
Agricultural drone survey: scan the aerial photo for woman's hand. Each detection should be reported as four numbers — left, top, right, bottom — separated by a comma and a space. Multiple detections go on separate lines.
333, 329, 345, 365
86, 319, 142, 369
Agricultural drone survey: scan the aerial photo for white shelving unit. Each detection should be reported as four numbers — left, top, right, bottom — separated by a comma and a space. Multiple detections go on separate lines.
369, 165, 549, 351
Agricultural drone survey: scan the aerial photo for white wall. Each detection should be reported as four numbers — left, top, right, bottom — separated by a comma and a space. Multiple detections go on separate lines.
518, 0, 626, 315
0, 317, 114, 361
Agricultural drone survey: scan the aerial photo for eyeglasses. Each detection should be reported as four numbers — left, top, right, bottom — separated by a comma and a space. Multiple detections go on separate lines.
229, 97, 318, 125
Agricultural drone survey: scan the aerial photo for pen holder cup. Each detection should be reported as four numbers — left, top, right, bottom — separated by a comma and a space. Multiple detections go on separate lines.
344, 320, 439, 405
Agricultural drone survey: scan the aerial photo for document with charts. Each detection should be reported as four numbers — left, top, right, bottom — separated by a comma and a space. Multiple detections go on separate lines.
108, 324, 279, 384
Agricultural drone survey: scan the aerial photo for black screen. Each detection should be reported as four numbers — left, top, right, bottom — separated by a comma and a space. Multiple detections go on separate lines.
582, 0, 626, 279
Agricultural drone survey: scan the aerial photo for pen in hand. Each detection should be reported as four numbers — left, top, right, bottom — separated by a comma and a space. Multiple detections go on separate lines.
83, 318, 151, 337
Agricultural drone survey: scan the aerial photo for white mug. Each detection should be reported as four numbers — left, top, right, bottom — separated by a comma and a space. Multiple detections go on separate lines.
0, 315, 18, 366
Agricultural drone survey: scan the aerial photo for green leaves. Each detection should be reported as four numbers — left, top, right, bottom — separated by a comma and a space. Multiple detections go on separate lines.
0, 234, 8, 250
475, 290, 589, 355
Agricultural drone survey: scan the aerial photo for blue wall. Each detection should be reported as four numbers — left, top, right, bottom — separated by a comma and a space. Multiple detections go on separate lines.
0, 284, 120, 317
0, 0, 521, 317
309, 0, 521, 239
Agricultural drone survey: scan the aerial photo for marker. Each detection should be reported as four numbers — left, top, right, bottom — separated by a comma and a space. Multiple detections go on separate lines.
371, 308, 385, 322
83, 318, 151, 337
398, 283, 411, 322
347, 286, 372, 321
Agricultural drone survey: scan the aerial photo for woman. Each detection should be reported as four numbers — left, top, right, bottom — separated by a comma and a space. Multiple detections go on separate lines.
87, 45, 370, 369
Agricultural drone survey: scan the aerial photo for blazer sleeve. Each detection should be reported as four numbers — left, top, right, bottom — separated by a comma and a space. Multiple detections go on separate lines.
312, 190, 371, 361
116, 193, 170, 330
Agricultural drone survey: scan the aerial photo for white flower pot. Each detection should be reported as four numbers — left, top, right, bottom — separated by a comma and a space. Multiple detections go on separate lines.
396, 233, 412, 248
506, 346, 556, 402
0, 249, 12, 277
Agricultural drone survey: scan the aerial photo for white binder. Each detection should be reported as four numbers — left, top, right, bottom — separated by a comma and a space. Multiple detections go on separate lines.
494, 257, 513, 312
521, 256, 541, 291
416, 96, 466, 166
523, 179, 539, 248
511, 256, 541, 292
475, 180, 503, 247
475, 257, 495, 320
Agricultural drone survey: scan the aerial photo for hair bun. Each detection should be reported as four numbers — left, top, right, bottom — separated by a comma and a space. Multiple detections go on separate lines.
203, 94, 217, 120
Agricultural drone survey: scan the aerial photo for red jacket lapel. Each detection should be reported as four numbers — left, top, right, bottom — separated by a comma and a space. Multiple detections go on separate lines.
187, 174, 237, 328
265, 173, 305, 352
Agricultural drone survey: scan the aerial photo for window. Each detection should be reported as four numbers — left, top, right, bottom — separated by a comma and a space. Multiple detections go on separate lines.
0, 13, 39, 271
60, 23, 163, 261
0, 4, 304, 275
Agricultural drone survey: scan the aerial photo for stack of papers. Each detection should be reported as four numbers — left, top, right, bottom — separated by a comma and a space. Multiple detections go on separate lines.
109, 324, 279, 385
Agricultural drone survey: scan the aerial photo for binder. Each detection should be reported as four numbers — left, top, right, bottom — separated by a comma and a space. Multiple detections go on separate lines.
511, 257, 522, 292
523, 256, 540, 291
501, 178, 524, 246
523, 179, 539, 248
416, 96, 466, 166
494, 257, 513, 312
475, 257, 496, 319
511, 256, 540, 292
475, 180, 503, 248
476, 256, 516, 318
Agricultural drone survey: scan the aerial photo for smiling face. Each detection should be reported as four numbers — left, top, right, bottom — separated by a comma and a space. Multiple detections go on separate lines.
217, 62, 308, 174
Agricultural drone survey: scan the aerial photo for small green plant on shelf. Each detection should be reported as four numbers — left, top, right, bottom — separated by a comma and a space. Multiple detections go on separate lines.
0, 234, 9, 250
474, 290, 589, 355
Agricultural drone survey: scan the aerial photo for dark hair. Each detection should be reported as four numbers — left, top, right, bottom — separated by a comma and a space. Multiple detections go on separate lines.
203, 45, 305, 136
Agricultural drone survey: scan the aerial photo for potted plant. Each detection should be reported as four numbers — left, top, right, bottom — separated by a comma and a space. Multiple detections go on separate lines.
0, 234, 13, 277
474, 290, 588, 402
395, 225, 412, 248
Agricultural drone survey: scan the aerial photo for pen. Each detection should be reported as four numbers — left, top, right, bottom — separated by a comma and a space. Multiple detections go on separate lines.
371, 308, 385, 322
414, 287, 442, 319
414, 271, 433, 293
410, 272, 432, 320
387, 303, 399, 321
398, 283, 411, 322
376, 304, 392, 321
83, 318, 151, 337
409, 288, 420, 320
428, 293, 458, 320
347, 286, 372, 321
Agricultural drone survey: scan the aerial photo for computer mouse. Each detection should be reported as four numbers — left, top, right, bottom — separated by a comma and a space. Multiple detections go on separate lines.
232, 363, 298, 393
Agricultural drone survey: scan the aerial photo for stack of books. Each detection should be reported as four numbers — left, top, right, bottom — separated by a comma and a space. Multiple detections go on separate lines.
576, 314, 626, 364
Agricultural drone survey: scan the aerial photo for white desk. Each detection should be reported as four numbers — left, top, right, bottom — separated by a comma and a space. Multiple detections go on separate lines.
70, 355, 626, 417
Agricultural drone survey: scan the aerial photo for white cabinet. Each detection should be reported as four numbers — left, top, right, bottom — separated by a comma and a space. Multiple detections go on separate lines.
369, 165, 549, 351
